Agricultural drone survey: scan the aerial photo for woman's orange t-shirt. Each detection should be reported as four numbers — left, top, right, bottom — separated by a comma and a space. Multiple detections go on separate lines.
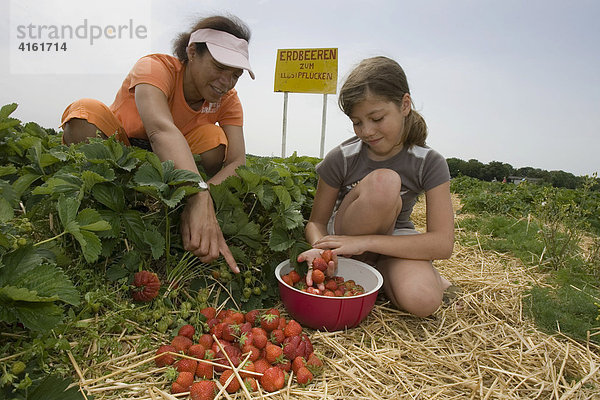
109, 54, 243, 140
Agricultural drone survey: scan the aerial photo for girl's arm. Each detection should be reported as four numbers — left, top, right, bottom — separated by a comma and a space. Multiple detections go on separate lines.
206, 124, 246, 185
313, 181, 454, 261
305, 178, 340, 245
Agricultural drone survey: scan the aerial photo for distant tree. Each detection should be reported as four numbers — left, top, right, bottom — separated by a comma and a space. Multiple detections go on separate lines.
482, 161, 514, 182
549, 170, 579, 189
446, 157, 466, 178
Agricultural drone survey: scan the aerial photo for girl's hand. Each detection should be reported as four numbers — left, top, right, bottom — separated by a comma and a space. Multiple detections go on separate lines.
297, 248, 337, 286
312, 235, 367, 259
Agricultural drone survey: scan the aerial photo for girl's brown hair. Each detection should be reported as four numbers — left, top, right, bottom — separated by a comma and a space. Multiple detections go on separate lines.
338, 56, 427, 147
172, 14, 251, 63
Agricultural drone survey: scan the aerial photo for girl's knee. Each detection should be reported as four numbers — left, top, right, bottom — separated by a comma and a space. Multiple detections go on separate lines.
392, 287, 442, 317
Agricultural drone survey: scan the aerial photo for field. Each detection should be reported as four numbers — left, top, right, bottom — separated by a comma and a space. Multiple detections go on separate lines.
1, 104, 599, 399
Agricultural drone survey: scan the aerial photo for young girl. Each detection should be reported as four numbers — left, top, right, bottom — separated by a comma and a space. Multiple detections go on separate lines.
298, 56, 454, 317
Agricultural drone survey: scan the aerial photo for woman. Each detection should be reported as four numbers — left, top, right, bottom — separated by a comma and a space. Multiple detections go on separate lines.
61, 15, 254, 273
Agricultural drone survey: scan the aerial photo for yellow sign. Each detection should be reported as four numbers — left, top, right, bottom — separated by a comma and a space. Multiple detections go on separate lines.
274, 48, 338, 94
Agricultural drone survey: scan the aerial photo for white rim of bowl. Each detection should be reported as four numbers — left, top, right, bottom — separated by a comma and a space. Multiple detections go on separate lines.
274, 257, 384, 299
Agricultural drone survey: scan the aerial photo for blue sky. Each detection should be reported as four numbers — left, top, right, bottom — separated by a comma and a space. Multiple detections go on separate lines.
1, 0, 598, 176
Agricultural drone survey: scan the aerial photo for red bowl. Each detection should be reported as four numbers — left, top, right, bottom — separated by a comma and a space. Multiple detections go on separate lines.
275, 257, 383, 331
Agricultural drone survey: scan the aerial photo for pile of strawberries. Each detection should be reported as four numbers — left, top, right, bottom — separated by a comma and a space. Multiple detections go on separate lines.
282, 251, 365, 297
154, 307, 323, 399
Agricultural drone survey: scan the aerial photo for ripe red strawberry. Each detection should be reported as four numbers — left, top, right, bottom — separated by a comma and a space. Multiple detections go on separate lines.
253, 358, 271, 374
321, 249, 333, 264
155, 345, 176, 367
195, 360, 213, 379
296, 366, 314, 386
171, 371, 194, 393
270, 329, 285, 345
190, 380, 218, 400
260, 366, 285, 392
277, 316, 287, 330
282, 274, 294, 286
131, 270, 160, 302
222, 323, 240, 342
175, 358, 197, 374
198, 333, 213, 350
284, 319, 302, 338
276, 358, 291, 372
252, 332, 268, 349
244, 377, 258, 392
306, 352, 324, 375
239, 360, 255, 378
199, 306, 216, 321
171, 335, 193, 353
230, 311, 245, 325
283, 335, 302, 360
265, 343, 283, 364
178, 324, 195, 339
292, 356, 306, 374
187, 344, 206, 359
325, 279, 338, 291
312, 257, 327, 271
242, 343, 260, 362
219, 369, 241, 393
312, 269, 325, 284
260, 311, 280, 332
244, 309, 261, 325
289, 270, 301, 284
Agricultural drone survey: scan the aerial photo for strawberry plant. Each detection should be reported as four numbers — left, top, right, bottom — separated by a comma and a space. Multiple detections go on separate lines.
0, 103, 320, 399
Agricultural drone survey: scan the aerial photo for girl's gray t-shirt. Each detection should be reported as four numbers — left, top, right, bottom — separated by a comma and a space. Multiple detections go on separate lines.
316, 136, 451, 230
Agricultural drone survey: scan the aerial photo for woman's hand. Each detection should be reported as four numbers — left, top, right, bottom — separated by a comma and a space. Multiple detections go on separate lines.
180, 191, 239, 274
297, 248, 337, 286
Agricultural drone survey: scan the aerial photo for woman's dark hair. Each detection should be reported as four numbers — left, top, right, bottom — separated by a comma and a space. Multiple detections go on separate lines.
338, 56, 428, 147
172, 14, 251, 63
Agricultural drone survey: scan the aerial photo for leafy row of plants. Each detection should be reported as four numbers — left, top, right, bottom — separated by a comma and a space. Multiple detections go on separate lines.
451, 175, 600, 344
0, 103, 318, 398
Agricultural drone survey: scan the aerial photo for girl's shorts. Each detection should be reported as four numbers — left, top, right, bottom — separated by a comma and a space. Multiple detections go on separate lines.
326, 211, 419, 236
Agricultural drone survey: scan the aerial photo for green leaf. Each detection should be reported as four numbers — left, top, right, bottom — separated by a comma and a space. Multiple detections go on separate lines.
0, 301, 63, 331
12, 172, 42, 198
0, 165, 17, 177
57, 196, 80, 227
92, 183, 125, 212
81, 170, 109, 192
78, 230, 102, 263
237, 167, 261, 188
162, 187, 187, 208
255, 184, 276, 209
268, 227, 296, 252
0, 103, 18, 120
0, 198, 13, 223
28, 374, 89, 400
122, 210, 146, 248
143, 229, 165, 259
273, 185, 292, 208
0, 285, 59, 302
76, 208, 111, 232
146, 152, 164, 179
134, 162, 168, 192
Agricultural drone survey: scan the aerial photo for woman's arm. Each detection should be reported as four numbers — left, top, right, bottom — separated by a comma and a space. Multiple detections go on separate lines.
134, 83, 239, 272
206, 124, 245, 185
313, 181, 454, 261
134, 84, 200, 173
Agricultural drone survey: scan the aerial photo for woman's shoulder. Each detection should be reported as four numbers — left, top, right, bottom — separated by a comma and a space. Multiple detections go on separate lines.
134, 54, 183, 73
